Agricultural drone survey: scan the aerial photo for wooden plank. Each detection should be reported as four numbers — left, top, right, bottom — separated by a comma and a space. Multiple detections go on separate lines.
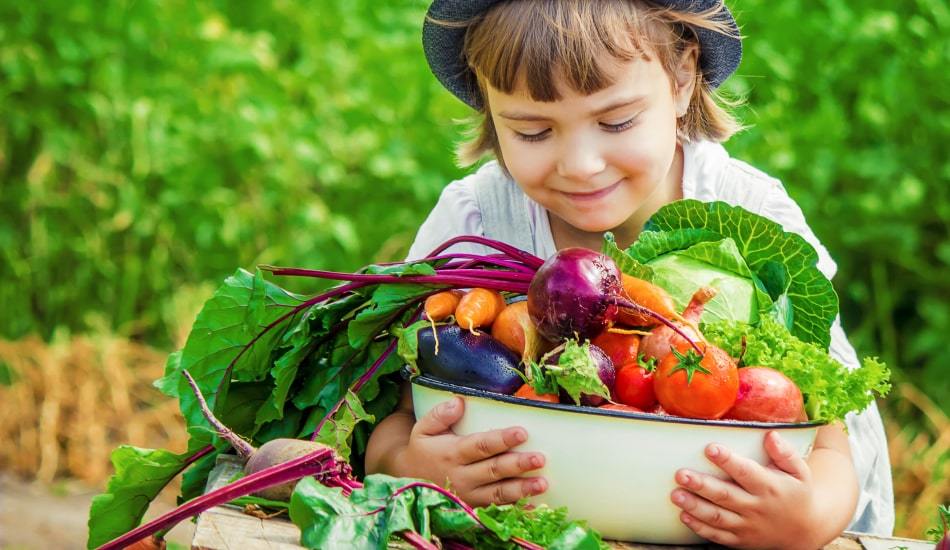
191, 455, 928, 550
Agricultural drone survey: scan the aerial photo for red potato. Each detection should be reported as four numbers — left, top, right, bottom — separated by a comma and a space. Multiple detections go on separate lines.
725, 366, 807, 423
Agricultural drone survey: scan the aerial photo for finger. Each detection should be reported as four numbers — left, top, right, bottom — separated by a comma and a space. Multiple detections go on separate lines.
704, 444, 769, 495
674, 469, 754, 512
764, 431, 809, 481
679, 512, 741, 548
467, 476, 548, 507
461, 452, 545, 487
413, 397, 464, 437
456, 426, 528, 464
670, 488, 744, 531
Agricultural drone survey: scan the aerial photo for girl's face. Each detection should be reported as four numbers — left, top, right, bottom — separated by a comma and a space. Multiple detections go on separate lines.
486, 53, 694, 237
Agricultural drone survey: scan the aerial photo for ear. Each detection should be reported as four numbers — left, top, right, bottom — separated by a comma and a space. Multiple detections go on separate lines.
672, 43, 699, 117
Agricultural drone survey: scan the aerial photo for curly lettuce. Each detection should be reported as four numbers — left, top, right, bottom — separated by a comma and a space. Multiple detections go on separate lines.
702, 317, 890, 424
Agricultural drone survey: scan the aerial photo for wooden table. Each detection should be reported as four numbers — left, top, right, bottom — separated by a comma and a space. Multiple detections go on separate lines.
193, 455, 934, 550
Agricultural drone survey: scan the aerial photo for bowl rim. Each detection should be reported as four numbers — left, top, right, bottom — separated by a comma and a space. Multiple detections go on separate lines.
410, 373, 824, 430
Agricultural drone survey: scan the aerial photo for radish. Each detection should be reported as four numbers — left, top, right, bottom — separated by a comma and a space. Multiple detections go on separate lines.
640, 286, 716, 362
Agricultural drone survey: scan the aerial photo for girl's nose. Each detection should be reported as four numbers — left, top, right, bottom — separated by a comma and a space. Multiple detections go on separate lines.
556, 141, 607, 182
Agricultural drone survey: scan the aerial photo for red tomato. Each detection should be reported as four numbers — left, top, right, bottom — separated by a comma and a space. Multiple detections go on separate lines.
513, 383, 559, 403
599, 402, 643, 413
615, 363, 657, 410
590, 331, 640, 367
654, 342, 739, 420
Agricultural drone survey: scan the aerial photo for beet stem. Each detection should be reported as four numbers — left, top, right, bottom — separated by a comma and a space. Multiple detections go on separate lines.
182, 370, 255, 459
399, 530, 439, 550
98, 448, 339, 550
424, 236, 544, 269
259, 268, 529, 293
311, 338, 399, 440
610, 296, 704, 355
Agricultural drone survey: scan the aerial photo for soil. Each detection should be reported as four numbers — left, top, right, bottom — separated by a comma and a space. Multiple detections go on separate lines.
0, 474, 194, 550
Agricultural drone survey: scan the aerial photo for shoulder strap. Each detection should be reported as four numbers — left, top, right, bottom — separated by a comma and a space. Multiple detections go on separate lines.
471, 162, 535, 253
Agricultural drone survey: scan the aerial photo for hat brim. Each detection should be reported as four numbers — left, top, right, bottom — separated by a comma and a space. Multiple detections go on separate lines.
423, 0, 741, 110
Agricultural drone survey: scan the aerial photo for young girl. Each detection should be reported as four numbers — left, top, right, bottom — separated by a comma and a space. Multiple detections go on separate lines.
366, 0, 894, 546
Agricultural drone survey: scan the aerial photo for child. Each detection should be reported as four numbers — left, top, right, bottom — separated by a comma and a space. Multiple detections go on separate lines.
365, 0, 894, 546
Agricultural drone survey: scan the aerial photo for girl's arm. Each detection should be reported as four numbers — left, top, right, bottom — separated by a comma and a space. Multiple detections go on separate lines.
364, 382, 549, 507
670, 423, 858, 549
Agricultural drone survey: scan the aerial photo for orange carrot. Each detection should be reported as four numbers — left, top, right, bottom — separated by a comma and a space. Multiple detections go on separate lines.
617, 273, 682, 327
514, 383, 560, 403
423, 290, 464, 321
455, 288, 506, 332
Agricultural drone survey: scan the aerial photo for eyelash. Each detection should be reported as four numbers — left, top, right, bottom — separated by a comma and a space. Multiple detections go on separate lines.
514, 116, 639, 143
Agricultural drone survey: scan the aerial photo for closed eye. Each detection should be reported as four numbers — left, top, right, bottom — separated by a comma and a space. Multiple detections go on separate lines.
514, 129, 550, 143
601, 116, 639, 132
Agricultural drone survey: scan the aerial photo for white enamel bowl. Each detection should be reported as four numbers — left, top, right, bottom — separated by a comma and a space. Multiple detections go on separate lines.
411, 375, 820, 544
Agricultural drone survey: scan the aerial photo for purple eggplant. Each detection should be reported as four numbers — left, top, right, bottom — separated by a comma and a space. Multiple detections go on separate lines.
417, 324, 524, 394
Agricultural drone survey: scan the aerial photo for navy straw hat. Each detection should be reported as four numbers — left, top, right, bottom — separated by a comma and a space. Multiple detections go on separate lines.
422, 0, 742, 110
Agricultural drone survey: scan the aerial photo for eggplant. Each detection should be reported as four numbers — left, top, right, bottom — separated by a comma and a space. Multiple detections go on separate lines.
417, 324, 524, 394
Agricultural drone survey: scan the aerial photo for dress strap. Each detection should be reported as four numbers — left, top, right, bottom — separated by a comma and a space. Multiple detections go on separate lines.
471, 163, 535, 253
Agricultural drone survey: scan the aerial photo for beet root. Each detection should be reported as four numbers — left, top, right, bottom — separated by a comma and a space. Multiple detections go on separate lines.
244, 438, 334, 500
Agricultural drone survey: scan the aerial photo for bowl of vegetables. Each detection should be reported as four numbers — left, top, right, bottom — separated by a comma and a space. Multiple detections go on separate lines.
411, 375, 820, 544
403, 201, 890, 544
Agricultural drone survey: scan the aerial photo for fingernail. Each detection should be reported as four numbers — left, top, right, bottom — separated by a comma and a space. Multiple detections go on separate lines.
530, 455, 544, 468
680, 472, 691, 484
672, 491, 686, 504
443, 399, 458, 412
531, 479, 546, 493
708, 445, 720, 458
514, 429, 527, 443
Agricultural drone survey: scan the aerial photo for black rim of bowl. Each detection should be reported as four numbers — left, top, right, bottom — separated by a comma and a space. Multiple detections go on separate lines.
408, 371, 823, 430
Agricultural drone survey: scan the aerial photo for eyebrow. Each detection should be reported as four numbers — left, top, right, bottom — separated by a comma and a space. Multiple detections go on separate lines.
498, 96, 647, 121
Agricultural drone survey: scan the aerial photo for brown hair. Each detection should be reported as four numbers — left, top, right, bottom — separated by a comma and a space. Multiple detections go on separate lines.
433, 0, 743, 168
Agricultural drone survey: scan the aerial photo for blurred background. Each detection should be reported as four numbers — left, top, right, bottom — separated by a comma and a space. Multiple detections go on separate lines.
0, 0, 946, 546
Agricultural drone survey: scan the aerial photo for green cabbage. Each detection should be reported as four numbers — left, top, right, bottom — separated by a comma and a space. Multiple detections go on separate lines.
604, 200, 837, 348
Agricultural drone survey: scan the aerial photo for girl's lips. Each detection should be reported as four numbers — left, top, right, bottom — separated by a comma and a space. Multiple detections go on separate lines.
561, 179, 623, 202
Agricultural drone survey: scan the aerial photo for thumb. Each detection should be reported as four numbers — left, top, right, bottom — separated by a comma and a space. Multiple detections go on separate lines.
765, 430, 809, 480
415, 396, 464, 437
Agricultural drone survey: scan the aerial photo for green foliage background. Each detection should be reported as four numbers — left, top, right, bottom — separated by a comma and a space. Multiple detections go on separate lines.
1, 0, 947, 418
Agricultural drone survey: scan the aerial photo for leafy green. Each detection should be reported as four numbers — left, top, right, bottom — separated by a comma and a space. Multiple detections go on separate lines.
289, 475, 606, 549
601, 232, 652, 280
88, 260, 433, 544
925, 504, 949, 542
476, 502, 608, 549
86, 446, 194, 549
531, 341, 610, 405
629, 200, 839, 348
703, 318, 891, 423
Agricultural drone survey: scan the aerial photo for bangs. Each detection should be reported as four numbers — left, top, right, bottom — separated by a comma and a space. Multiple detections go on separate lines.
464, 0, 682, 102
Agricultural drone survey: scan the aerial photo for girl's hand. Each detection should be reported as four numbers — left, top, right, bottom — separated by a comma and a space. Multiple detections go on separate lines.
670, 430, 824, 550
395, 396, 548, 506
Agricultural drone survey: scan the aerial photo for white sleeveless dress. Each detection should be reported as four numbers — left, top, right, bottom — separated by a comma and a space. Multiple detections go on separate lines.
405, 140, 895, 536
